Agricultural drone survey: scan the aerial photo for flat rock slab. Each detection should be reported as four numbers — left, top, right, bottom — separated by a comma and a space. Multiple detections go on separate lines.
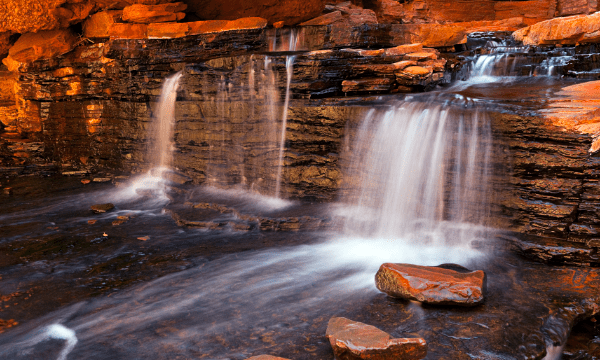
326, 317, 427, 360
375, 263, 486, 306
90, 203, 115, 213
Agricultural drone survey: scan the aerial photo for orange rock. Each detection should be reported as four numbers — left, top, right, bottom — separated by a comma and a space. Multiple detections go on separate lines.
109, 23, 148, 39
513, 11, 600, 46
557, 0, 597, 16
300, 10, 344, 26
460, 17, 528, 33
184, 0, 325, 26
392, 60, 418, 70
375, 263, 486, 306
326, 317, 427, 360
2, 29, 77, 72
272, 21, 285, 28
494, 0, 556, 25
405, 23, 467, 48
0, 0, 93, 33
245, 356, 290, 360
384, 43, 423, 56
83, 10, 123, 38
342, 78, 395, 93
147, 22, 189, 39
401, 66, 432, 76
122, 2, 187, 23
187, 17, 268, 35
405, 51, 437, 60
0, 32, 11, 58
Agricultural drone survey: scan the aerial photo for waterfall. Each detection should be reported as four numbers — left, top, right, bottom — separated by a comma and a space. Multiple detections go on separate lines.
341, 96, 492, 247
149, 71, 183, 174
274, 31, 299, 198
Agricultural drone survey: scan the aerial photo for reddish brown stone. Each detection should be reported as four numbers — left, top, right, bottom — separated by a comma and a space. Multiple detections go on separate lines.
147, 22, 189, 39
122, 3, 187, 23
109, 23, 148, 39
375, 263, 486, 306
300, 11, 344, 26
184, 0, 326, 25
383, 43, 423, 56
405, 51, 437, 60
245, 356, 290, 360
494, 0, 556, 25
187, 17, 267, 35
557, 0, 597, 16
342, 78, 395, 93
83, 10, 123, 38
326, 317, 427, 360
0, 32, 11, 58
513, 12, 600, 45
405, 23, 467, 48
272, 21, 285, 28
2, 29, 77, 72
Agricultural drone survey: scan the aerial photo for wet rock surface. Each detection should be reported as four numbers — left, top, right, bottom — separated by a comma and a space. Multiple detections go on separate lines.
326, 317, 427, 360
375, 263, 486, 306
1, 178, 600, 358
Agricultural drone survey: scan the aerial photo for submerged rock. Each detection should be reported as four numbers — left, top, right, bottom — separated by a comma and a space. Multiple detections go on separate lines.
375, 263, 486, 306
90, 203, 115, 213
326, 317, 427, 360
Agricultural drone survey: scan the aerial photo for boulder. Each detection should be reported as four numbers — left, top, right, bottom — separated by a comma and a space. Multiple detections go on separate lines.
183, 0, 326, 26
513, 11, 600, 46
375, 263, 486, 306
90, 203, 115, 213
187, 17, 268, 35
326, 317, 427, 360
122, 2, 187, 23
2, 29, 77, 72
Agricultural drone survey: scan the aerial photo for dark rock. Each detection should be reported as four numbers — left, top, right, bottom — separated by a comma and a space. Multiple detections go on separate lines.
90, 203, 115, 213
326, 317, 427, 360
375, 263, 486, 306
245, 356, 290, 360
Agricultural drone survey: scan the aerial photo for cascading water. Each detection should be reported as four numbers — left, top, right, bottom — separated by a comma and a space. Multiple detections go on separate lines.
340, 96, 493, 248
274, 31, 299, 198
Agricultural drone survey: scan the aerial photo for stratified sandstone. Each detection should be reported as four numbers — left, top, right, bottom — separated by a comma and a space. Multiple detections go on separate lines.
375, 263, 486, 306
122, 2, 187, 23
147, 22, 189, 38
83, 10, 123, 38
513, 11, 600, 45
187, 17, 268, 35
326, 317, 427, 360
2, 30, 77, 72
184, 0, 326, 25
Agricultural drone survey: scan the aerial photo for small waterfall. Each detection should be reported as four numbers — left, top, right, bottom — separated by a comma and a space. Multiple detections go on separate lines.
149, 71, 183, 174
274, 30, 299, 198
341, 97, 493, 248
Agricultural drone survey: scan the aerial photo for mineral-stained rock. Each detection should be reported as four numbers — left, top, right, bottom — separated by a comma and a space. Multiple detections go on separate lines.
184, 0, 326, 25
2, 29, 77, 72
90, 203, 115, 213
147, 22, 189, 39
245, 356, 291, 360
494, 0, 557, 25
187, 17, 268, 35
122, 3, 187, 23
342, 78, 395, 93
513, 11, 600, 45
83, 10, 123, 38
557, 0, 598, 16
326, 317, 427, 360
383, 43, 423, 56
109, 23, 148, 39
375, 263, 486, 306
300, 11, 345, 26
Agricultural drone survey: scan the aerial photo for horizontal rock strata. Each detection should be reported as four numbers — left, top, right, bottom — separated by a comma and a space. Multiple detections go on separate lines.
375, 263, 486, 306
513, 11, 600, 45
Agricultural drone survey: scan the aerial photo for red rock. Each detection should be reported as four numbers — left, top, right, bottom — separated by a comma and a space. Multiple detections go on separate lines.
405, 23, 467, 48
122, 3, 187, 23
494, 0, 556, 25
375, 263, 486, 306
184, 0, 326, 26
272, 21, 285, 28
83, 10, 123, 38
187, 17, 267, 35
147, 22, 189, 39
460, 17, 528, 33
300, 11, 345, 26
342, 78, 395, 93
383, 43, 423, 56
245, 356, 290, 360
557, 0, 597, 16
0, 32, 11, 58
405, 51, 437, 60
2, 29, 77, 72
109, 23, 148, 39
420, 59, 447, 72
326, 317, 427, 360
513, 11, 600, 46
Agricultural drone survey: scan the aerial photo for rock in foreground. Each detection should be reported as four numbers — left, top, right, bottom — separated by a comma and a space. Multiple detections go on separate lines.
375, 263, 486, 306
326, 317, 427, 360
90, 203, 115, 213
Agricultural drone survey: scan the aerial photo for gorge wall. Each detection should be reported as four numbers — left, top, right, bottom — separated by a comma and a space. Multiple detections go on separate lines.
3, 0, 600, 264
